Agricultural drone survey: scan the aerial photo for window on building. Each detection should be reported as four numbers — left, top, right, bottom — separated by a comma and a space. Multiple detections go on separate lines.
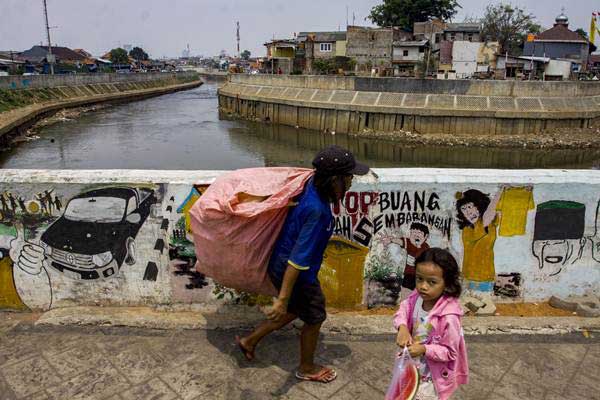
403, 50, 409, 57
419, 47, 425, 53
450, 34, 455, 41
320, 43, 332, 52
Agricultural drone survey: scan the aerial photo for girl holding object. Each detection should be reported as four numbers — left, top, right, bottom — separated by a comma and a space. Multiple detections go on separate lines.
393, 248, 469, 400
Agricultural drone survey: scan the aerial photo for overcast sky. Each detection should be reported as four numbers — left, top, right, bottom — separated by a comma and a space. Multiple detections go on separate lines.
1, 0, 598, 58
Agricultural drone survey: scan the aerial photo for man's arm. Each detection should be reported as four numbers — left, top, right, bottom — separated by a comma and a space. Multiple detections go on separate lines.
266, 263, 300, 321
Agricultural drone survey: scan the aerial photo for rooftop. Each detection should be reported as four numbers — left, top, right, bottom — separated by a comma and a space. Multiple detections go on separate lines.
533, 24, 588, 43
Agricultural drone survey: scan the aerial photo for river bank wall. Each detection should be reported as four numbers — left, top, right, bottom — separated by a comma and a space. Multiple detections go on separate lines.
218, 74, 600, 136
0, 168, 598, 312
0, 72, 201, 146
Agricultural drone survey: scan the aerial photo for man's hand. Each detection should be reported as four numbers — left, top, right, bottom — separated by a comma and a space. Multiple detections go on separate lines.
408, 343, 426, 358
265, 298, 288, 322
396, 325, 412, 348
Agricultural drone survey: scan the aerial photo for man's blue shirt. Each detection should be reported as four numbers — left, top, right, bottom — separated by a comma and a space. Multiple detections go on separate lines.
268, 179, 333, 286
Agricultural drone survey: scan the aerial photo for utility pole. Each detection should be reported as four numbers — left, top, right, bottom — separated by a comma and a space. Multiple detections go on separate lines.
42, 0, 54, 75
236, 21, 240, 58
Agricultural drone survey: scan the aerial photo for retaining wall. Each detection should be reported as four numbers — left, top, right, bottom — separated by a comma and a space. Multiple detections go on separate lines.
0, 169, 598, 312
219, 81, 600, 136
0, 73, 202, 145
0, 71, 198, 90
229, 74, 600, 97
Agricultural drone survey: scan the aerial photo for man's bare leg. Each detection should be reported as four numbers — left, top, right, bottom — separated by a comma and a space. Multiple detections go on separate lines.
238, 312, 297, 359
296, 322, 336, 382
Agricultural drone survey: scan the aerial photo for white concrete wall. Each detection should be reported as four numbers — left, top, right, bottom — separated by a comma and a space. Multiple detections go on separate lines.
452, 41, 481, 78
0, 169, 598, 312
392, 47, 423, 62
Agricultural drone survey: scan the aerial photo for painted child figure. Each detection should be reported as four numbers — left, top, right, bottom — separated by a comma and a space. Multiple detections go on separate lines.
394, 248, 468, 400
381, 222, 430, 301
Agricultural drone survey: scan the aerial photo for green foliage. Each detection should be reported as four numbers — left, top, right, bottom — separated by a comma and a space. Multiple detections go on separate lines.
365, 249, 398, 281
481, 3, 541, 55
129, 46, 149, 61
368, 0, 460, 30
109, 48, 129, 64
241, 50, 251, 60
313, 59, 333, 74
575, 28, 588, 40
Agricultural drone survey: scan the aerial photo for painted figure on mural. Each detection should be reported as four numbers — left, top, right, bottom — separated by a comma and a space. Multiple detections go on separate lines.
532, 200, 586, 276
380, 222, 431, 300
455, 188, 502, 297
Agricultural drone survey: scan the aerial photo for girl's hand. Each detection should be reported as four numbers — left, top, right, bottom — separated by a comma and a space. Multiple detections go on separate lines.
408, 343, 426, 358
396, 325, 412, 347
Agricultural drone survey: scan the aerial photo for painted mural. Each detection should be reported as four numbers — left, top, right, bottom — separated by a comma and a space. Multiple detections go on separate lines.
1, 175, 600, 312
0, 184, 176, 310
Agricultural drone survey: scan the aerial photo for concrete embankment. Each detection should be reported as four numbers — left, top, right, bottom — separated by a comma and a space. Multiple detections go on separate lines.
218, 74, 600, 137
0, 72, 202, 146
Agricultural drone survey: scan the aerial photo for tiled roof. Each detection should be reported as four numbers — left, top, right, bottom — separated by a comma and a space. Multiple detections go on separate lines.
534, 25, 587, 42
298, 31, 346, 42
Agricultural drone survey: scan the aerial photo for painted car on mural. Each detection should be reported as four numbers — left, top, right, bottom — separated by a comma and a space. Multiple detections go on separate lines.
39, 187, 156, 280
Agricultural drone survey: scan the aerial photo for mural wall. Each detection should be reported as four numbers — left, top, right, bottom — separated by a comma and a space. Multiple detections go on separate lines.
1, 171, 599, 312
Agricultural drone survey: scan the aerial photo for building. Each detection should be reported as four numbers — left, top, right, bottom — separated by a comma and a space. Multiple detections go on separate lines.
443, 22, 482, 42
263, 39, 296, 74
451, 41, 500, 78
413, 19, 446, 52
19, 45, 86, 65
297, 31, 347, 74
392, 40, 428, 76
346, 26, 394, 74
523, 12, 592, 71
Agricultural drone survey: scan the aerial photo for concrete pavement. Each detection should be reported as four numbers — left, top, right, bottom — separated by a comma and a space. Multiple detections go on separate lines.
1, 312, 599, 400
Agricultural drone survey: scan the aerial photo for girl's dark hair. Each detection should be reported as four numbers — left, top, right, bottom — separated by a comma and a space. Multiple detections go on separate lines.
313, 172, 347, 203
415, 247, 462, 298
455, 189, 490, 230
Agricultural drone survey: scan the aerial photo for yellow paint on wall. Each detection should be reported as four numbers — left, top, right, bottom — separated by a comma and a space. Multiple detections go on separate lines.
336, 41, 347, 57
0, 257, 28, 311
318, 236, 368, 309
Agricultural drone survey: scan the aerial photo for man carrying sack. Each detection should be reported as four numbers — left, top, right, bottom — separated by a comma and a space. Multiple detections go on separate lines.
236, 145, 370, 384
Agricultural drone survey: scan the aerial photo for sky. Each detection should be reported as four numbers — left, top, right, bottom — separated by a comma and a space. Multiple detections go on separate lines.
1, 0, 598, 58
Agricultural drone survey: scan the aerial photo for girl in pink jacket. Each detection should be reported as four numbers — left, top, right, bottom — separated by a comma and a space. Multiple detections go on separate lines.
393, 248, 469, 400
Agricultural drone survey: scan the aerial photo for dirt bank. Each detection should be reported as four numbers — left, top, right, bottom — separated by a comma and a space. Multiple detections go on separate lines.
350, 123, 600, 150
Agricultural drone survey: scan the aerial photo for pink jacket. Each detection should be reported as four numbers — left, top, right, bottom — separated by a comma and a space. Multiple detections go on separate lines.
393, 291, 469, 400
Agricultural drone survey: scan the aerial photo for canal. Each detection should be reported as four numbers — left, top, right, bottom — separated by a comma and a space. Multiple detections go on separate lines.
1, 83, 598, 170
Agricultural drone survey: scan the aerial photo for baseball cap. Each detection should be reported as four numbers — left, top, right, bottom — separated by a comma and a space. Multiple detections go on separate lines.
312, 145, 370, 176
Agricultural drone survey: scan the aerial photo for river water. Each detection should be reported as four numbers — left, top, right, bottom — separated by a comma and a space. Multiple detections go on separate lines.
1, 83, 598, 170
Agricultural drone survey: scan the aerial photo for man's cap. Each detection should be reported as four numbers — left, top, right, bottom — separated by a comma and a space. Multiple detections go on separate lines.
312, 145, 370, 176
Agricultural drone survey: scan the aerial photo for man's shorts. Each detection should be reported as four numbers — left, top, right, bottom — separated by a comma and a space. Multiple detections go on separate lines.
269, 272, 327, 325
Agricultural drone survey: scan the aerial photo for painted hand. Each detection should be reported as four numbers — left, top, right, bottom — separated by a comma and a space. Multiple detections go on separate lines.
396, 325, 413, 347
265, 298, 288, 322
9, 223, 45, 275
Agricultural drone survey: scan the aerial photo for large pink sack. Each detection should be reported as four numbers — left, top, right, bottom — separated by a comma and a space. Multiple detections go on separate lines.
190, 167, 314, 296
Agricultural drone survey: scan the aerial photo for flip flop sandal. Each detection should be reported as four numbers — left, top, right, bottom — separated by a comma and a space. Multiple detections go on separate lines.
235, 335, 254, 361
295, 367, 337, 383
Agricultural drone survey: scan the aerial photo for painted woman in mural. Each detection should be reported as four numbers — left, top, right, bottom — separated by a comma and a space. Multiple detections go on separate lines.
455, 189, 502, 296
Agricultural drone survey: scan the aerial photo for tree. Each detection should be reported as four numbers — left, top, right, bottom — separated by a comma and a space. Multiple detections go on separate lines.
109, 48, 129, 65
241, 50, 251, 60
481, 3, 541, 55
129, 46, 149, 61
368, 0, 460, 30
575, 28, 588, 40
